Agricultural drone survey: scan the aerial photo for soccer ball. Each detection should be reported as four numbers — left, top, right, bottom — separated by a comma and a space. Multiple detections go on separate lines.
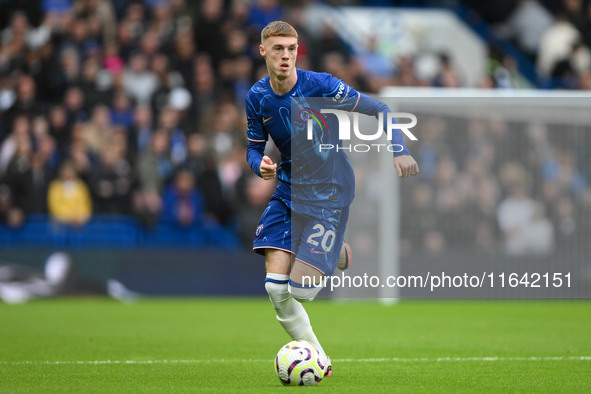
274, 340, 327, 386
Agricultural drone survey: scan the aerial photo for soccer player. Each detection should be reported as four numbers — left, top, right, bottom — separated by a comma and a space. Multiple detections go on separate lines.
246, 21, 418, 375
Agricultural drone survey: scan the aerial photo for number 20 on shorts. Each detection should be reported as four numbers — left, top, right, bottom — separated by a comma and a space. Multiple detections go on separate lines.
306, 224, 336, 252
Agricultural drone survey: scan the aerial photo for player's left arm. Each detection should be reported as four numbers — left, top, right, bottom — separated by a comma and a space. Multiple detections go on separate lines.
323, 75, 419, 178
353, 94, 419, 178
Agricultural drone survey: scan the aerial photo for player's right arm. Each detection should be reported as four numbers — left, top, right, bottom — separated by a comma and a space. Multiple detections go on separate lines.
245, 92, 276, 179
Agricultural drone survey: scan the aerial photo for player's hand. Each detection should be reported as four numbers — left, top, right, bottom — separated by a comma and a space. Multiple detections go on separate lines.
260, 155, 277, 180
393, 155, 419, 178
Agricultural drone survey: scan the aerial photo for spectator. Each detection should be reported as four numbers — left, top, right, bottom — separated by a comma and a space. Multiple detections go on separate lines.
393, 55, 424, 87
0, 183, 25, 228
148, 2, 174, 43
156, 106, 187, 166
67, 138, 94, 184
346, 57, 372, 93
193, 0, 226, 70
57, 15, 95, 66
51, 46, 81, 94
490, 55, 531, 89
309, 23, 350, 71
103, 41, 125, 76
109, 91, 134, 131
170, 0, 195, 32
48, 105, 71, 155
90, 138, 132, 214
6, 74, 45, 125
193, 53, 217, 125
129, 104, 154, 160
80, 57, 111, 110
561, 0, 586, 32
116, 13, 142, 62
74, 0, 117, 44
172, 28, 196, 96
160, 168, 205, 227
320, 52, 348, 84
356, 35, 395, 83
537, 16, 582, 76
184, 133, 207, 180
497, 183, 555, 256
4, 133, 33, 207
550, 41, 591, 87
136, 128, 172, 193
226, 0, 252, 31
121, 51, 159, 105
132, 187, 161, 229
63, 86, 88, 125
204, 101, 241, 159
1, 10, 51, 53
0, 115, 30, 177
83, 104, 114, 156
433, 53, 462, 87
185, 133, 231, 224
150, 52, 182, 113
47, 160, 93, 226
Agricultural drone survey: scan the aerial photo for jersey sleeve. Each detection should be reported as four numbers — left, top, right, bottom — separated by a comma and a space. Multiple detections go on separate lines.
321, 74, 410, 157
245, 91, 267, 177
320, 74, 361, 111
354, 94, 410, 157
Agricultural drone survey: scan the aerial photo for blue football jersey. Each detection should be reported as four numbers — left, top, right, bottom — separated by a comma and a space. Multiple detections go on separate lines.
246, 69, 408, 212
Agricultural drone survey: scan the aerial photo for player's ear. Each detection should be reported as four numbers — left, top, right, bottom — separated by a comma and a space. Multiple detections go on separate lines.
259, 44, 266, 58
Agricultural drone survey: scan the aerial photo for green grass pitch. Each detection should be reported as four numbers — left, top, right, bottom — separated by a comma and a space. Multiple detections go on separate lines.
1, 298, 590, 393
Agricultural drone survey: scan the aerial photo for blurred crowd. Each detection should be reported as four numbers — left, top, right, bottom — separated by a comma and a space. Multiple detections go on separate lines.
470, 0, 591, 88
0, 0, 286, 244
0, 0, 589, 249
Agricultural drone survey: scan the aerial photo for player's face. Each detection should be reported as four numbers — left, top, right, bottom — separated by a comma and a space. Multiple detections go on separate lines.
260, 36, 298, 80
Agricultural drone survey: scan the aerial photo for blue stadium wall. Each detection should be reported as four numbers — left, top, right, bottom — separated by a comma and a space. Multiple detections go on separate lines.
0, 248, 266, 296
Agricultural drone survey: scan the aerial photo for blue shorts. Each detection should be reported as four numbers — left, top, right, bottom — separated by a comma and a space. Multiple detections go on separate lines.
253, 196, 349, 275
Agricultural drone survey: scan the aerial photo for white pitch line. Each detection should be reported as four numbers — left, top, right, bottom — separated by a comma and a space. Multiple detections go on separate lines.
1, 356, 590, 366
336, 356, 591, 362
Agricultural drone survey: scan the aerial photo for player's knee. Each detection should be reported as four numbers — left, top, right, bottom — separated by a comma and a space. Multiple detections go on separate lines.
265, 274, 290, 306
289, 282, 322, 303
265, 280, 288, 297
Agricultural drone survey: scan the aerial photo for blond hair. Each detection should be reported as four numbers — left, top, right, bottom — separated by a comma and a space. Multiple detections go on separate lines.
261, 21, 298, 43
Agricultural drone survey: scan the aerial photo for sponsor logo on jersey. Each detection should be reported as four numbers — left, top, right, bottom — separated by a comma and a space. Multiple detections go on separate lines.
333, 82, 346, 103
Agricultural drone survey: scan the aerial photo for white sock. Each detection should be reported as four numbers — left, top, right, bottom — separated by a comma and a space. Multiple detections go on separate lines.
265, 273, 325, 354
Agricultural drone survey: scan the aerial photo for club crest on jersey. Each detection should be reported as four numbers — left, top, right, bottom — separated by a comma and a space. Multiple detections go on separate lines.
255, 224, 264, 238
297, 107, 328, 132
